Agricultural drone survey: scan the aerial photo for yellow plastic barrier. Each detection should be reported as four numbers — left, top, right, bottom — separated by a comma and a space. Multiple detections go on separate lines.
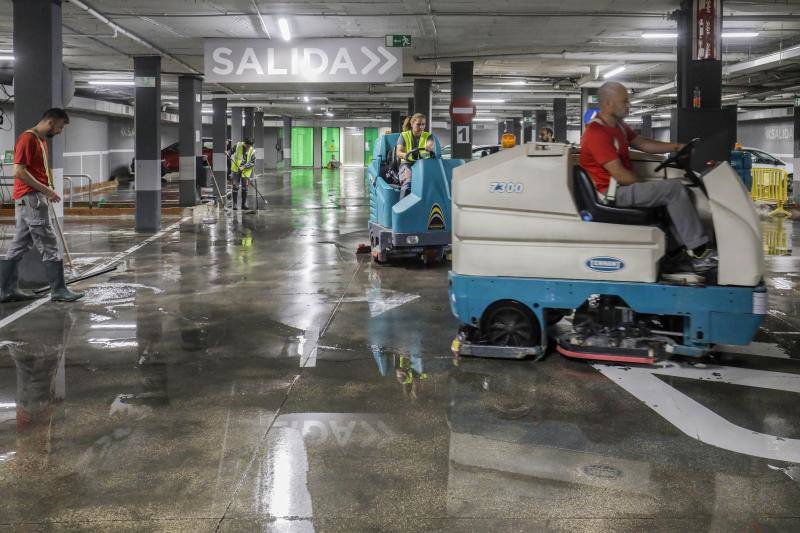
762, 219, 790, 256
751, 167, 790, 217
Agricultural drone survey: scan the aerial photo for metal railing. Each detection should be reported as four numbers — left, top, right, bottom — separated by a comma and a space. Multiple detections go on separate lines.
63, 174, 94, 208
751, 168, 790, 217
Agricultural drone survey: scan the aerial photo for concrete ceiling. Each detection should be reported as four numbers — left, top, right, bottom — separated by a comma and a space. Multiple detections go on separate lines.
1, 0, 800, 120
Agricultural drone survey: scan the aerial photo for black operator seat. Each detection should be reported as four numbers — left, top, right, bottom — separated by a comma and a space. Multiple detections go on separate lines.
380, 147, 401, 186
572, 166, 659, 226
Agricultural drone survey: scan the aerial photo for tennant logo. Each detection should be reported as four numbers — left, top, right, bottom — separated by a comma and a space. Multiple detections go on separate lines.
427, 204, 445, 231
586, 257, 625, 272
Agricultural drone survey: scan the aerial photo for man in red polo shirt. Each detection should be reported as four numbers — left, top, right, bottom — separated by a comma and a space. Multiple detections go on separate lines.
0, 108, 83, 303
580, 81, 717, 272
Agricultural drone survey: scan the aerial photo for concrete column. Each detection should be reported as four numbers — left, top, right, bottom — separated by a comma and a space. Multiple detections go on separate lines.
178, 75, 201, 207
794, 105, 800, 204
253, 111, 264, 176
497, 122, 505, 144
553, 98, 567, 143
523, 110, 533, 143
513, 117, 522, 146
391, 111, 402, 132
641, 114, 653, 139
243, 107, 254, 141
253, 111, 266, 210
134, 56, 161, 232
676, 0, 722, 110
282, 117, 292, 171
13, 0, 64, 219
535, 110, 548, 142
212, 95, 227, 204
407, 98, 414, 117
413, 79, 432, 131
313, 127, 322, 168
450, 61, 473, 160
580, 88, 598, 134
231, 106, 243, 144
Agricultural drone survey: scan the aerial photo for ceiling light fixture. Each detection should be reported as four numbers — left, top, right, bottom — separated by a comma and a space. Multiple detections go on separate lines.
88, 80, 135, 86
473, 99, 505, 103
306, 105, 311, 111
722, 32, 759, 38
278, 18, 292, 41
642, 33, 678, 39
641, 32, 759, 39
0, 55, 14, 61
303, 96, 309, 102
603, 66, 626, 79
473, 118, 498, 122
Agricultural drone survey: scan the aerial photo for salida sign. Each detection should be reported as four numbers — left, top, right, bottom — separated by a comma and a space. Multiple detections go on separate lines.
204, 38, 402, 83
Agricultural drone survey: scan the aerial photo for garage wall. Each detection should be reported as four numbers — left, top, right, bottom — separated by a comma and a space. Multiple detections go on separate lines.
737, 118, 793, 158
650, 118, 794, 159
63, 112, 110, 184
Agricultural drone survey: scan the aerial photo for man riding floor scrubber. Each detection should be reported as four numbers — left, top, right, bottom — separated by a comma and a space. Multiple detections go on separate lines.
448, 141, 766, 364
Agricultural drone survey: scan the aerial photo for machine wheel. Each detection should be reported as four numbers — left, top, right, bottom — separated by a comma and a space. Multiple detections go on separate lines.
481, 300, 541, 347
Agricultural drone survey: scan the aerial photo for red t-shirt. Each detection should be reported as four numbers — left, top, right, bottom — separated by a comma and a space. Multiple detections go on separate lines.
13, 131, 50, 200
579, 119, 638, 194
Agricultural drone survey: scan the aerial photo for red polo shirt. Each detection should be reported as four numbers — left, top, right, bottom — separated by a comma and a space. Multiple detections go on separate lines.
13, 131, 50, 200
579, 118, 638, 194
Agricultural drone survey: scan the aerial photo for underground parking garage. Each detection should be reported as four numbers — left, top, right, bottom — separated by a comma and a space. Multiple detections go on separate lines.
2, 1, 800, 531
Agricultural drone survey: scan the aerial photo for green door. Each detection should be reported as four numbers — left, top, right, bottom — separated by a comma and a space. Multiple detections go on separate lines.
364, 127, 380, 166
291, 127, 314, 167
322, 127, 340, 167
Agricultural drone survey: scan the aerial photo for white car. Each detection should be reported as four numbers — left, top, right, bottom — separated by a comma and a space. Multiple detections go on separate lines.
741, 147, 794, 180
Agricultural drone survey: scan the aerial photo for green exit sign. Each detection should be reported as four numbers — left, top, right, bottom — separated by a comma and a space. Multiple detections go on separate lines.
386, 35, 412, 47
3, 150, 12, 165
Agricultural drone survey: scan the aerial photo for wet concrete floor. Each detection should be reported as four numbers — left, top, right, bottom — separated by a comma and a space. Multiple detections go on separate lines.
1, 167, 800, 532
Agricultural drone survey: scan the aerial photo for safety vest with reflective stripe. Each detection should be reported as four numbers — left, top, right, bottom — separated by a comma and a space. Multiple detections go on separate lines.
401, 131, 431, 163
231, 142, 256, 178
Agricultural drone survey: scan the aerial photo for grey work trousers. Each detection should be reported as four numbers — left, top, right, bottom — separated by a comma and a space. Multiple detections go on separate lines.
614, 179, 708, 250
231, 171, 249, 205
5, 192, 61, 262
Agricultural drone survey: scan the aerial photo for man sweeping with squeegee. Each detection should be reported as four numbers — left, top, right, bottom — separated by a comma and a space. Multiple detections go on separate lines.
0, 108, 83, 303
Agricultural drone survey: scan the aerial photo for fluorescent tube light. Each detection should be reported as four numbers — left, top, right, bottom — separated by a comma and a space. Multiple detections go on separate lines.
278, 18, 291, 41
642, 33, 678, 39
0, 55, 14, 61
473, 99, 505, 103
722, 32, 759, 38
603, 66, 626, 79
89, 80, 135, 86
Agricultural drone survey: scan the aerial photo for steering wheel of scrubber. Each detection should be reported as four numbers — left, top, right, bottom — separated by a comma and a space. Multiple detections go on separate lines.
407, 148, 435, 161
654, 138, 698, 173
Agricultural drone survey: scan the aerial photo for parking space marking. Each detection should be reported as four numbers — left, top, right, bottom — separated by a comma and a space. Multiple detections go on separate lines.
596, 363, 800, 463
0, 216, 191, 331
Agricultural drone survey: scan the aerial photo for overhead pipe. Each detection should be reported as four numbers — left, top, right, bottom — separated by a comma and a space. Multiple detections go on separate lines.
65, 0, 202, 75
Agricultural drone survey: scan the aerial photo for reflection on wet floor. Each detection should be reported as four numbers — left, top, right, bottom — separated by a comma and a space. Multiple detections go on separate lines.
1, 168, 800, 531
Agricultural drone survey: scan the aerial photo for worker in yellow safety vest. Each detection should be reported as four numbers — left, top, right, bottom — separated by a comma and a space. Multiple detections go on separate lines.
395, 113, 436, 198
228, 138, 256, 211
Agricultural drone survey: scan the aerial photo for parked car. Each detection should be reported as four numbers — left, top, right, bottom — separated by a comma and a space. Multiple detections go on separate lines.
131, 138, 215, 178
441, 144, 502, 160
741, 147, 794, 180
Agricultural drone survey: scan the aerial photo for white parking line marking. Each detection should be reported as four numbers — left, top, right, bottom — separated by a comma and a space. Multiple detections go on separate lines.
597, 363, 800, 463
0, 216, 191, 331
